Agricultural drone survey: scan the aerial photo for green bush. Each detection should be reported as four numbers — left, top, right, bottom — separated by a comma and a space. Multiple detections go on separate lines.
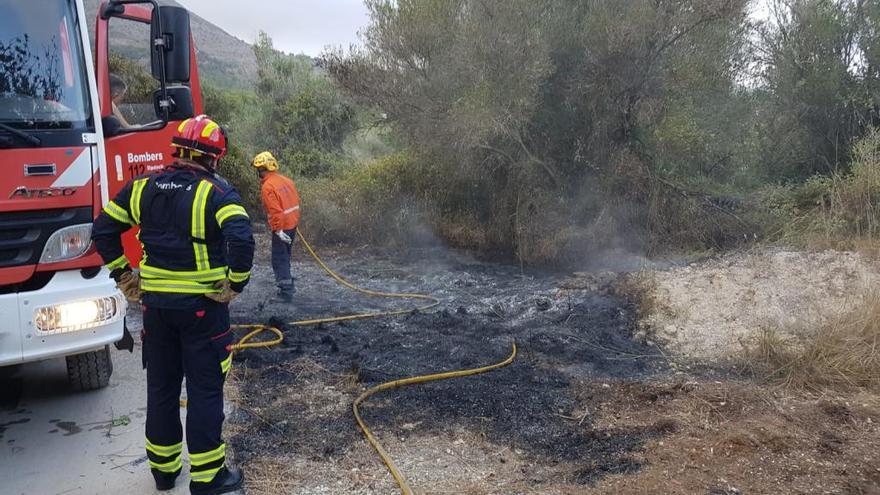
299, 152, 435, 245
766, 129, 880, 248
219, 143, 262, 215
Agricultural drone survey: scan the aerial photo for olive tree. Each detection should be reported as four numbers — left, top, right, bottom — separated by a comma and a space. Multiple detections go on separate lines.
325, 0, 751, 257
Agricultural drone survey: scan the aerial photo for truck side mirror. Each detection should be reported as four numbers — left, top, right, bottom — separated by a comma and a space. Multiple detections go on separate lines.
153, 86, 194, 121
150, 6, 191, 83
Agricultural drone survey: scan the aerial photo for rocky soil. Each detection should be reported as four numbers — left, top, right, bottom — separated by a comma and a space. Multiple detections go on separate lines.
638, 248, 880, 360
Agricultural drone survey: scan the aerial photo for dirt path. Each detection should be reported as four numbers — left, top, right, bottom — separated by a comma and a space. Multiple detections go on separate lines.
226, 239, 880, 495
0, 309, 191, 495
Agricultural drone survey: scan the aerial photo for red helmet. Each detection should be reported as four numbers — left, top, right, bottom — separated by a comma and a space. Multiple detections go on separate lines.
171, 115, 228, 165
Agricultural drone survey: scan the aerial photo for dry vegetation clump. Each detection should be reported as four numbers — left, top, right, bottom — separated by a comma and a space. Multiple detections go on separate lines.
242, 457, 302, 495
742, 291, 880, 391
613, 270, 660, 318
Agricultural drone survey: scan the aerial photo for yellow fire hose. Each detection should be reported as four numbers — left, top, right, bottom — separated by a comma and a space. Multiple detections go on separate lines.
192, 230, 515, 494
353, 343, 517, 494
228, 229, 441, 352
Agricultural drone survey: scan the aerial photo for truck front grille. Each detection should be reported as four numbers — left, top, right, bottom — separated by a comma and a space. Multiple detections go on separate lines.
0, 207, 94, 270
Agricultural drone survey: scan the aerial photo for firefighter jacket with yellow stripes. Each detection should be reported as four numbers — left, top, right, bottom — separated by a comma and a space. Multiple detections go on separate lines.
92, 163, 255, 309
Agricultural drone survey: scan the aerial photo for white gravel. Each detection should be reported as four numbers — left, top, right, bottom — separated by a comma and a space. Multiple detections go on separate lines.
640, 248, 880, 360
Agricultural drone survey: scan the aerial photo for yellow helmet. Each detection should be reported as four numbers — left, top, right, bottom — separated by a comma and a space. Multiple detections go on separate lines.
252, 151, 279, 171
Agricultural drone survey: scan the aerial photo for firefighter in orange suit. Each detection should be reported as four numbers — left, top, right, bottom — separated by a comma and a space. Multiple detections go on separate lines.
253, 151, 301, 302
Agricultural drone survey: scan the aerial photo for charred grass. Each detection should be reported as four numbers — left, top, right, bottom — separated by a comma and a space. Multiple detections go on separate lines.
226, 245, 880, 494
227, 248, 671, 493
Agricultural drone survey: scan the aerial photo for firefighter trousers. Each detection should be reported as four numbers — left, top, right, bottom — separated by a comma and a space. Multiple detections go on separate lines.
271, 228, 297, 295
142, 302, 234, 488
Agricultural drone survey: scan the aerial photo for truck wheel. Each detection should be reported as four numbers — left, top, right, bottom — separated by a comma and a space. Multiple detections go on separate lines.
66, 346, 113, 392
0, 364, 21, 380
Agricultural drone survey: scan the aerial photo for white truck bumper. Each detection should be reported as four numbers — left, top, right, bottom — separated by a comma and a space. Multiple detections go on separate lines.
0, 268, 126, 366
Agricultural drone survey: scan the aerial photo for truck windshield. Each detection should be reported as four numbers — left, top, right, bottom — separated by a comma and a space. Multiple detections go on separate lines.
0, 0, 91, 129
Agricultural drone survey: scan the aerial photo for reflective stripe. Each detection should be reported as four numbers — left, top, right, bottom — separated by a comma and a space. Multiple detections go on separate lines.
103, 201, 132, 225
228, 270, 250, 283
220, 352, 232, 374
190, 466, 223, 483
215, 204, 249, 227
130, 178, 148, 225
141, 279, 221, 295
193, 242, 210, 272
283, 205, 300, 215
200, 121, 219, 138
191, 181, 212, 272
190, 443, 226, 466
191, 181, 212, 239
140, 263, 228, 283
146, 439, 183, 457
106, 254, 129, 271
149, 456, 183, 473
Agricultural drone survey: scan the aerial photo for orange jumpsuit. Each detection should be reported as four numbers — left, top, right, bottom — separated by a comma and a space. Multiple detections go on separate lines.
260, 171, 300, 231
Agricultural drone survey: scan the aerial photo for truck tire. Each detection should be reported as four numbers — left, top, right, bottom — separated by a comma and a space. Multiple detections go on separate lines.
66, 346, 113, 392
0, 363, 21, 381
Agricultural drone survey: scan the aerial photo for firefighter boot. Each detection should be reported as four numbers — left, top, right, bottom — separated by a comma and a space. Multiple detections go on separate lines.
276, 289, 293, 303
153, 469, 181, 491
275, 279, 294, 303
190, 466, 244, 495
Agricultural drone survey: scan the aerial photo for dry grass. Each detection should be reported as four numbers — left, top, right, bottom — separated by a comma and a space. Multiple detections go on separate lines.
743, 291, 880, 391
282, 356, 361, 392
244, 457, 299, 495
613, 269, 664, 321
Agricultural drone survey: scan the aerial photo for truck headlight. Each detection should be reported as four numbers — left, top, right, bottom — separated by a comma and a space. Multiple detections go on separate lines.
40, 223, 92, 263
34, 295, 124, 334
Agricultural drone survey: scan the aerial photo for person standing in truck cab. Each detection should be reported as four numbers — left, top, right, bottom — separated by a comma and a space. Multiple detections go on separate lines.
92, 115, 254, 495
253, 151, 301, 302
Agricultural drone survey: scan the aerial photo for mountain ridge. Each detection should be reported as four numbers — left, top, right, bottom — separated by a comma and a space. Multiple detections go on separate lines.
82, 0, 257, 88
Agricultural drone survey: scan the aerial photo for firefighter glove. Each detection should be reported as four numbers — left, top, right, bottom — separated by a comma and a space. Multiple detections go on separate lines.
115, 270, 142, 302
274, 230, 292, 244
205, 279, 240, 304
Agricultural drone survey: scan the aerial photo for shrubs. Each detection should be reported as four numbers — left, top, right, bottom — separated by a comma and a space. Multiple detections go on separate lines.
220, 143, 262, 213
265, 127, 880, 266
298, 152, 437, 245
202, 31, 356, 217
768, 129, 880, 248
823, 130, 880, 240
297, 145, 769, 265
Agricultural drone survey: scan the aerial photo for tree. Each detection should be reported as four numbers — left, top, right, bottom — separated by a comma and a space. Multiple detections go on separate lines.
325, 0, 750, 256
252, 32, 356, 177
755, 0, 875, 179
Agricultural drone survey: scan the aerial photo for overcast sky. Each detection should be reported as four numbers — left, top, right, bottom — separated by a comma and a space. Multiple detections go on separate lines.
176, 0, 370, 56
175, 1, 770, 57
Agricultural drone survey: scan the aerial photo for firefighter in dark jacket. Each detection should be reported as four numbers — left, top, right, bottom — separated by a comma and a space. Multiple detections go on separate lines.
92, 115, 254, 495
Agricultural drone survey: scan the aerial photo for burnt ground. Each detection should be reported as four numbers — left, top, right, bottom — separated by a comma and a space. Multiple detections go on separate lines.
225, 236, 880, 495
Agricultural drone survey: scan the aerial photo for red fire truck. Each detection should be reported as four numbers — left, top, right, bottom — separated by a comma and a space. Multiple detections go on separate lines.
0, 0, 202, 390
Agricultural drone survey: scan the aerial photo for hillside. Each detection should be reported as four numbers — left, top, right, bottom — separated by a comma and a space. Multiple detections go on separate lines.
82, 0, 257, 88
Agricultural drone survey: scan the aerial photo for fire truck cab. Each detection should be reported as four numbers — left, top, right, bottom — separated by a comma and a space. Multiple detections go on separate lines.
0, 0, 202, 390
